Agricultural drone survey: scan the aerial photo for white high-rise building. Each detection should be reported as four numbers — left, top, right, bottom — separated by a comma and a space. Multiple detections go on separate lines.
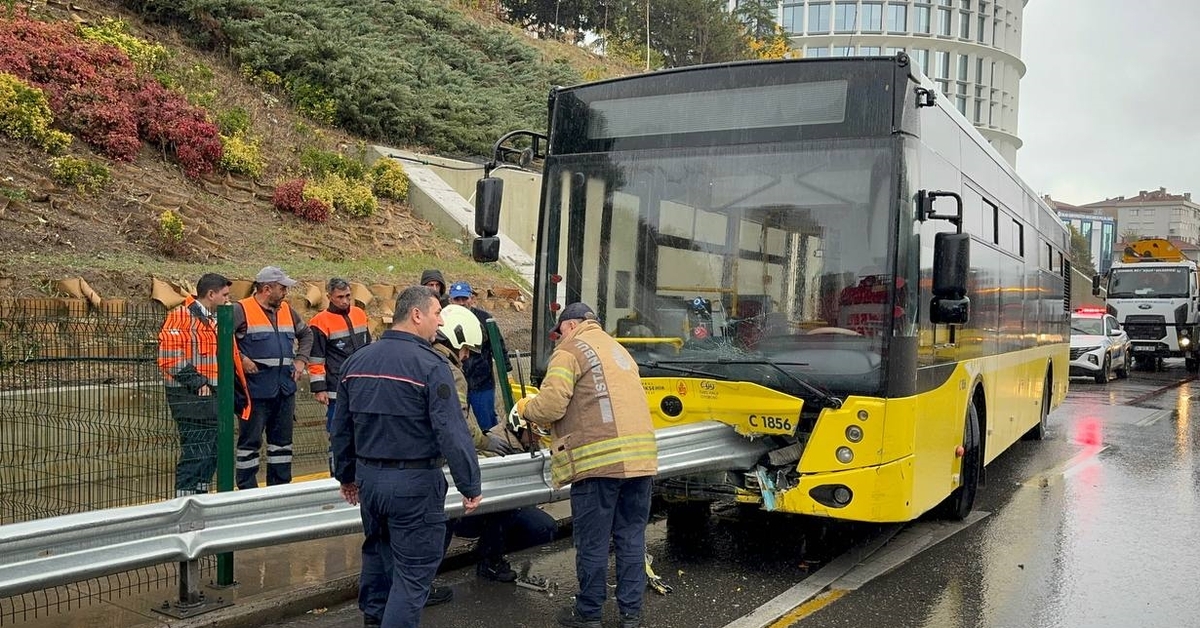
730, 0, 1027, 165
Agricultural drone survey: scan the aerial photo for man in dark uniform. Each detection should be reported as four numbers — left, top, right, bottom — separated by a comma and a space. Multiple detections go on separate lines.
331, 286, 483, 628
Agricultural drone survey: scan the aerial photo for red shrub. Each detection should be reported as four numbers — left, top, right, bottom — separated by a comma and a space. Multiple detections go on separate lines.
272, 178, 307, 213
300, 198, 331, 223
0, 13, 222, 176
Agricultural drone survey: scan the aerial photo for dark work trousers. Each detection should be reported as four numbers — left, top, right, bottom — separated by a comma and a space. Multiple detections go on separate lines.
570, 476, 653, 620
450, 506, 557, 561
235, 394, 295, 489
467, 388, 498, 432
357, 463, 448, 628
166, 387, 217, 494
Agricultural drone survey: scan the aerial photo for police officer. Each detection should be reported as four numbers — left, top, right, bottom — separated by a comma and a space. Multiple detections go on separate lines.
331, 286, 482, 628
514, 303, 657, 628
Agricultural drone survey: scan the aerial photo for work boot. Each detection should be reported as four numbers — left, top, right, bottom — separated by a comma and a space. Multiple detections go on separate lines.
363, 616, 381, 627
620, 612, 643, 628
556, 606, 601, 628
476, 557, 518, 582
424, 584, 454, 607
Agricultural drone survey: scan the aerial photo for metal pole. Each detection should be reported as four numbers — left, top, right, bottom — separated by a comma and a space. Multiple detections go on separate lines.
645, 0, 651, 71
485, 318, 515, 414
216, 303, 235, 586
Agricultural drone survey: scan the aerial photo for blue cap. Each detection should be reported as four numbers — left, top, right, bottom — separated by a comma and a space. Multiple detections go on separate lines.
448, 281, 474, 299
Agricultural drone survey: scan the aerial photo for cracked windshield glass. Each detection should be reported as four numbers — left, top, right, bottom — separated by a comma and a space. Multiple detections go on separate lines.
547, 138, 898, 399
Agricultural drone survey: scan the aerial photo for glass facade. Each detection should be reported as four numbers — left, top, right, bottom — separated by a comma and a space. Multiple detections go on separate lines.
762, 0, 1025, 164
1060, 213, 1118, 274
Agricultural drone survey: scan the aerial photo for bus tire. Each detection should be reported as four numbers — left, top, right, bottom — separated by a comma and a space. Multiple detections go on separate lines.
1023, 373, 1051, 441
938, 402, 981, 521
1187, 356, 1199, 372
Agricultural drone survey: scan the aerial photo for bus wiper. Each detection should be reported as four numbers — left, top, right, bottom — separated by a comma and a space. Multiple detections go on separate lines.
702, 359, 844, 410
638, 361, 729, 381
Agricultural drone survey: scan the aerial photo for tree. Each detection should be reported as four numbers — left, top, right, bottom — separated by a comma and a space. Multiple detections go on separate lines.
747, 26, 793, 60
1068, 224, 1097, 278
734, 0, 778, 40
603, 0, 749, 68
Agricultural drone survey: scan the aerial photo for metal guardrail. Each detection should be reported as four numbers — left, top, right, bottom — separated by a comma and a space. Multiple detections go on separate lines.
0, 421, 770, 598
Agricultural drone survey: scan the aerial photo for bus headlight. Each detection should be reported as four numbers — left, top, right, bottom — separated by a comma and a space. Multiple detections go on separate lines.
1181, 337, 1191, 348
845, 425, 864, 443
836, 447, 854, 464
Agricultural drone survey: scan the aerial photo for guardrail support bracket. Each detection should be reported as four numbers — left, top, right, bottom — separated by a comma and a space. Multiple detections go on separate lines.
151, 560, 233, 619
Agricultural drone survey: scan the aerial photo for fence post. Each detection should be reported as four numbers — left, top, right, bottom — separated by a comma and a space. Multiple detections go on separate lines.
216, 303, 235, 586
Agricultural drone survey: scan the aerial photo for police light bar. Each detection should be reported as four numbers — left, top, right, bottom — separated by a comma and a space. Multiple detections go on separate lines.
1074, 307, 1106, 315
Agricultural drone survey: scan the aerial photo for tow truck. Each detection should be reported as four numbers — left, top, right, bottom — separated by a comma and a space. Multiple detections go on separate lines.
1094, 238, 1200, 371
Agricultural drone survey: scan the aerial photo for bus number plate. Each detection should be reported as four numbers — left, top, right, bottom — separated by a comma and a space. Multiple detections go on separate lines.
748, 414, 793, 432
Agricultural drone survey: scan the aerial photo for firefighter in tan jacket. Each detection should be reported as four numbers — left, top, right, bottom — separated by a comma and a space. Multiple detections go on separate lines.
515, 302, 656, 628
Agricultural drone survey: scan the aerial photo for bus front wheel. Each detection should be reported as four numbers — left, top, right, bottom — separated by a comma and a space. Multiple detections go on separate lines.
938, 402, 981, 521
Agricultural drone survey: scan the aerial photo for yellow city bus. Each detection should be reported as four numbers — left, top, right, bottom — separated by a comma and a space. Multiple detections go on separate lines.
474, 55, 1070, 523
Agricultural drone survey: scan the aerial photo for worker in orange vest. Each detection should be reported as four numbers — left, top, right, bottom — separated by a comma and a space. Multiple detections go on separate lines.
233, 266, 314, 489
309, 277, 372, 472
157, 273, 251, 496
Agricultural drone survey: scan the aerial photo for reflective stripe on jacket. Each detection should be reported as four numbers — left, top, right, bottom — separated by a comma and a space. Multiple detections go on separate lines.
309, 306, 371, 399
521, 319, 657, 487
237, 297, 298, 399
157, 296, 252, 419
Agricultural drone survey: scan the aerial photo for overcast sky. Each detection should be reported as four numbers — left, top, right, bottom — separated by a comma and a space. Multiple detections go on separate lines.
1017, 0, 1200, 206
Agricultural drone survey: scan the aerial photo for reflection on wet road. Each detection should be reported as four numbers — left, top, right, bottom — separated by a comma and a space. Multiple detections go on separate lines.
267, 362, 1200, 628
787, 361, 1200, 628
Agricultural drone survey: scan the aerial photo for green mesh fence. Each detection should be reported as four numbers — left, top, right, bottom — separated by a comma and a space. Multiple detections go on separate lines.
0, 300, 330, 526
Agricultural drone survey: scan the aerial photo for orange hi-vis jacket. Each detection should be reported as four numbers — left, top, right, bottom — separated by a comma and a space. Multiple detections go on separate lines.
308, 305, 371, 400
157, 296, 251, 420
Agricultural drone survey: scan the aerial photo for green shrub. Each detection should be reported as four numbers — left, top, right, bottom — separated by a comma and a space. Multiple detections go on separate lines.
216, 107, 252, 136
299, 147, 365, 180
369, 158, 409, 201
240, 64, 282, 88
0, 73, 72, 154
49, 156, 111, 192
159, 209, 184, 243
219, 133, 265, 178
79, 18, 171, 76
303, 173, 378, 218
285, 78, 336, 125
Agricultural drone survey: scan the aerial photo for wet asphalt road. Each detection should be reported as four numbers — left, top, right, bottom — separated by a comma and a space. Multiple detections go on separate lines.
265, 361, 1200, 628
790, 360, 1200, 628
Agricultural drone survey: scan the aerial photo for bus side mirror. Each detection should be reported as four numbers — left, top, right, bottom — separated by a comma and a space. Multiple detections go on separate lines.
473, 237, 500, 263
472, 177, 503, 263
1092, 274, 1102, 297
475, 177, 503, 237
931, 232, 970, 325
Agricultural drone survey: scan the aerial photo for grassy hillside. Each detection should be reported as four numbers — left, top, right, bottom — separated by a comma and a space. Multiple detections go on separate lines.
0, 0, 631, 341
122, 0, 609, 156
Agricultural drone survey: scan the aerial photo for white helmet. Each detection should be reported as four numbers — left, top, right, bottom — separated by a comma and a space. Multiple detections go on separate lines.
438, 304, 483, 352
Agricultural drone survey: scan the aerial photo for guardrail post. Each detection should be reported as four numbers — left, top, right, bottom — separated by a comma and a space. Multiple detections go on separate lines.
216, 303, 236, 587
151, 560, 232, 618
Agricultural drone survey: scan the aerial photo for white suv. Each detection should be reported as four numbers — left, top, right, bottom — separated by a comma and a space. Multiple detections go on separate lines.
1070, 309, 1131, 383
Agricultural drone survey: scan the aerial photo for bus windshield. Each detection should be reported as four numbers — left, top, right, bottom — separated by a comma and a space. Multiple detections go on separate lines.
1108, 267, 1190, 299
540, 137, 898, 398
